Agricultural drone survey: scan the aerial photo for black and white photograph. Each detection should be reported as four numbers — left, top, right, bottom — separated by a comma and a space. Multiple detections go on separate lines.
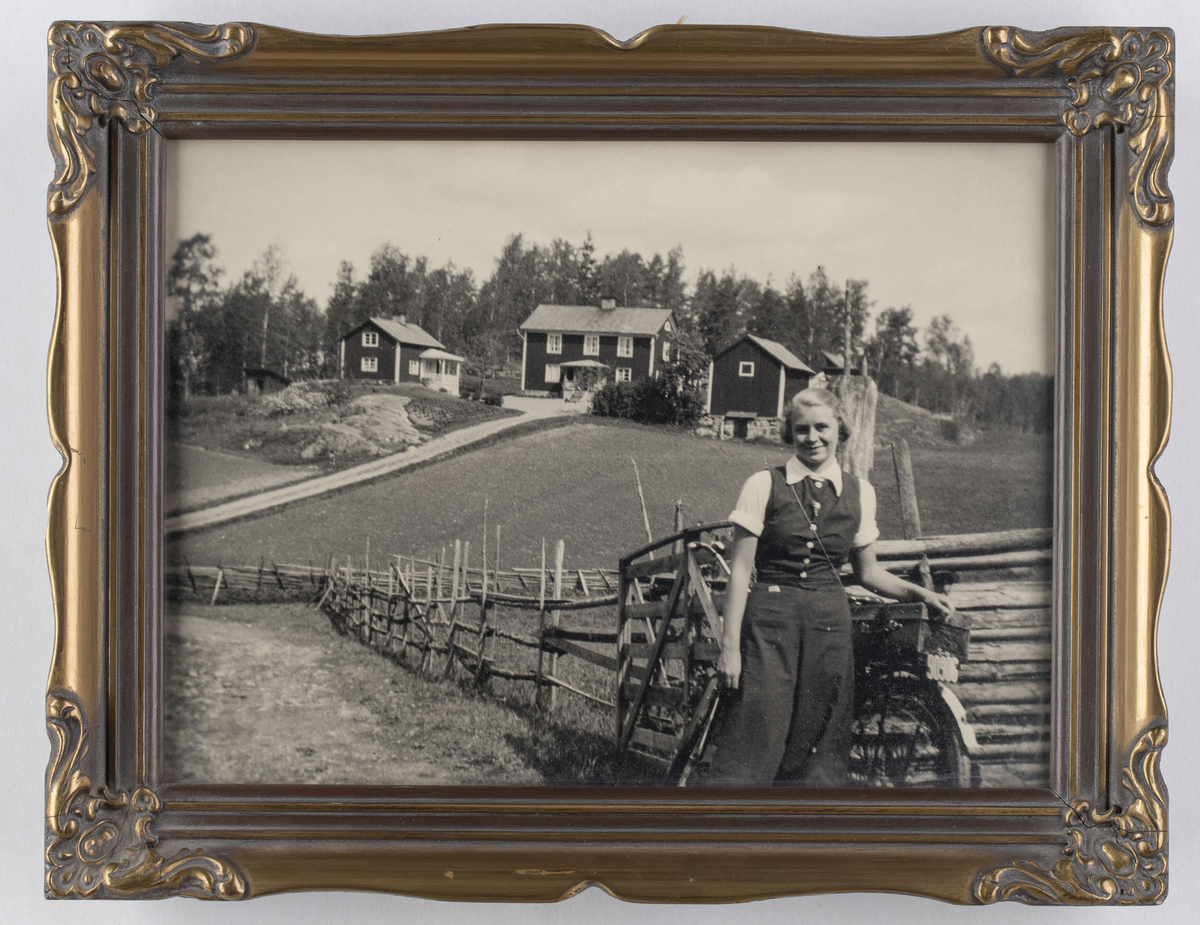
161, 138, 1056, 789
5, 0, 1196, 920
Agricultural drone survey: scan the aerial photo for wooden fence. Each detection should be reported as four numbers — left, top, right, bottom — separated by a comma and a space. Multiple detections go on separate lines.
319, 541, 622, 710
169, 524, 1052, 787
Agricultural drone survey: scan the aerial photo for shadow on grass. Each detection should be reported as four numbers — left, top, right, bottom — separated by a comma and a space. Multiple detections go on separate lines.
494, 699, 670, 787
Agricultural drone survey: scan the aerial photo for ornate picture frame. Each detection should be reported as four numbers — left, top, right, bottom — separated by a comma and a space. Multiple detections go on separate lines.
45, 22, 1171, 903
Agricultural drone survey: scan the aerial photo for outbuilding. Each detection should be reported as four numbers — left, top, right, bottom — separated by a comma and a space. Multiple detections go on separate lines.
243, 367, 291, 396
705, 334, 815, 437
518, 300, 677, 395
338, 315, 460, 388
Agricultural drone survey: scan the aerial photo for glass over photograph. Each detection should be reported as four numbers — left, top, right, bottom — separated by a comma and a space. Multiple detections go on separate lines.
162, 139, 1055, 789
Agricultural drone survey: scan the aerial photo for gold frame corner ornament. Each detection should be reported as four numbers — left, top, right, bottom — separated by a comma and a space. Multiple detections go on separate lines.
47, 21, 253, 217
45, 694, 246, 900
975, 725, 1167, 905
982, 26, 1174, 227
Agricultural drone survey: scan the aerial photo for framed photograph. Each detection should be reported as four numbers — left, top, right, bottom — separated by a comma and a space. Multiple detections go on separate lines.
46, 21, 1172, 903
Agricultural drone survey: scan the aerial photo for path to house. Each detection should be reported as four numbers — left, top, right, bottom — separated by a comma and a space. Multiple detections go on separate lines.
164, 395, 589, 537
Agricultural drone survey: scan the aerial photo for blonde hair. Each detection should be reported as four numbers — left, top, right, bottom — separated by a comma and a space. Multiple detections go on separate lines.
781, 388, 851, 445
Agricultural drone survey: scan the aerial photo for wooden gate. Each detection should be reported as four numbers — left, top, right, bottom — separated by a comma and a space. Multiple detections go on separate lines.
615, 523, 730, 776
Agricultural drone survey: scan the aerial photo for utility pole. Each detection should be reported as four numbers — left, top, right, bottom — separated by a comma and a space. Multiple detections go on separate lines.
842, 279, 853, 378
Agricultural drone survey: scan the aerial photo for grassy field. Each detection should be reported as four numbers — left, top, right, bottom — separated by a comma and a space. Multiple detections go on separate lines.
167, 417, 1052, 573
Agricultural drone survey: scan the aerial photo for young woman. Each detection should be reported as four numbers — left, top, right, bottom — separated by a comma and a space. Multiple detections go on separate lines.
704, 388, 953, 786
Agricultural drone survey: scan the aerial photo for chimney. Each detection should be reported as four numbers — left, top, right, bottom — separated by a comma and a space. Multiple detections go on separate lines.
600, 298, 616, 311
392, 314, 406, 325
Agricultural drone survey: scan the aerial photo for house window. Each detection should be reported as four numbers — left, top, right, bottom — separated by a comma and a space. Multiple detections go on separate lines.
445, 362, 458, 377
408, 359, 420, 375
545, 364, 561, 384
664, 320, 673, 332
738, 361, 755, 377
362, 330, 379, 348
361, 356, 379, 373
583, 334, 600, 356
616, 367, 632, 383
617, 336, 633, 358
547, 333, 562, 354
662, 341, 671, 362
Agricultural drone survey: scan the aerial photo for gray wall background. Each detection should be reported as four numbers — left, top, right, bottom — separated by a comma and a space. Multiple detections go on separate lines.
3, 2, 1194, 922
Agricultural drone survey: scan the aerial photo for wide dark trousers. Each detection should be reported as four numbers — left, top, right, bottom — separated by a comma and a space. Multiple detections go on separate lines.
705, 583, 855, 786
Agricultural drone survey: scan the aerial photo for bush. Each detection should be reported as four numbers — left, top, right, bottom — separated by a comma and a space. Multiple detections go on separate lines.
591, 376, 704, 426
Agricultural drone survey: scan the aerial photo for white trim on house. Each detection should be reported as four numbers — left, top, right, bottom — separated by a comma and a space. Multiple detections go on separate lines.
520, 331, 528, 392
777, 365, 787, 417
617, 335, 633, 357
547, 333, 563, 354
545, 363, 561, 384
705, 360, 714, 414
583, 334, 600, 356
362, 330, 379, 347
394, 344, 401, 384
339, 339, 345, 379
409, 359, 420, 376
648, 337, 656, 378
361, 356, 378, 373
616, 367, 632, 383
739, 361, 755, 377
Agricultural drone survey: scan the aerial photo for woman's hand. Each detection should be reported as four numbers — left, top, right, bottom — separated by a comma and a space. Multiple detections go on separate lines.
717, 646, 742, 690
921, 589, 955, 621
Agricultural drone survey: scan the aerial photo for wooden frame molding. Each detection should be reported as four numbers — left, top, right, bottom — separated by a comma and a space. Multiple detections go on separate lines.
46, 22, 1172, 904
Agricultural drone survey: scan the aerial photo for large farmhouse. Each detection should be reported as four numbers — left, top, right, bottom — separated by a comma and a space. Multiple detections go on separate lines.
338, 315, 464, 392
518, 300, 678, 395
706, 334, 815, 437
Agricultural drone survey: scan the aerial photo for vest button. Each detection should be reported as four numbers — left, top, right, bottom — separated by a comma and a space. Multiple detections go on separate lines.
803, 558, 810, 564
806, 541, 814, 548
800, 571, 807, 578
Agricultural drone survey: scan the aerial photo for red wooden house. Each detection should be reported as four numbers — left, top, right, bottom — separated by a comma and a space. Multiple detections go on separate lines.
519, 300, 677, 395
338, 315, 464, 391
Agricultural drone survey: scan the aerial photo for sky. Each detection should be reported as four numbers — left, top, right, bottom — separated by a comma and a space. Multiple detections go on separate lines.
166, 139, 1056, 374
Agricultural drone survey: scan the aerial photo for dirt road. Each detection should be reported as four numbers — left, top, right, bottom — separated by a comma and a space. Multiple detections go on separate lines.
164, 601, 545, 785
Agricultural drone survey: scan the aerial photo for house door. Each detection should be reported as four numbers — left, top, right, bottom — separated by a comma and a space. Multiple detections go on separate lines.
733, 418, 749, 439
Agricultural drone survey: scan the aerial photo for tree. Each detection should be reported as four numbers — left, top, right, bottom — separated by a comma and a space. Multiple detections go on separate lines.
868, 307, 920, 399
920, 315, 976, 415
323, 261, 359, 376
166, 234, 224, 398
473, 234, 547, 367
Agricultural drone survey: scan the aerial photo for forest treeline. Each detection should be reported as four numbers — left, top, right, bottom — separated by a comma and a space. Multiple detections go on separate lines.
167, 232, 1052, 433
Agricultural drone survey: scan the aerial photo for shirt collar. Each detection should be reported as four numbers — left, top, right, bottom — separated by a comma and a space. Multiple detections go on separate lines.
784, 454, 844, 495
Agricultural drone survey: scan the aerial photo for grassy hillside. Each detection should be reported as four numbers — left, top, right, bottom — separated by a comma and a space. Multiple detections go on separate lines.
168, 380, 516, 472
168, 418, 1052, 572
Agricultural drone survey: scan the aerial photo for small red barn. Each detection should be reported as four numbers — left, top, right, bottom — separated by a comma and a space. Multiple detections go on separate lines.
706, 334, 815, 430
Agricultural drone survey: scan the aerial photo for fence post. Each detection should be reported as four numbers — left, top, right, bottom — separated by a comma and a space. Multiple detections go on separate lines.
892, 438, 934, 590
210, 568, 223, 606
536, 540, 549, 709
545, 540, 565, 711
443, 540, 462, 678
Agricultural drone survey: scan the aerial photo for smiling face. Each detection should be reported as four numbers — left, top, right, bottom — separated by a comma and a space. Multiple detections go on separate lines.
790, 403, 840, 469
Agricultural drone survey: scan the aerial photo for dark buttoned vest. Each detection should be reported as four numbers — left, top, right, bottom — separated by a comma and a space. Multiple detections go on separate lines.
754, 465, 862, 591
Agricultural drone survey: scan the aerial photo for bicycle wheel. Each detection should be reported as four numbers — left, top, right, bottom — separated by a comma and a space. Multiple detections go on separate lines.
849, 678, 971, 787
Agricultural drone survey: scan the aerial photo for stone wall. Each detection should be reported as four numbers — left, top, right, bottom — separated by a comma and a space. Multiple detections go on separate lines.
695, 414, 784, 442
